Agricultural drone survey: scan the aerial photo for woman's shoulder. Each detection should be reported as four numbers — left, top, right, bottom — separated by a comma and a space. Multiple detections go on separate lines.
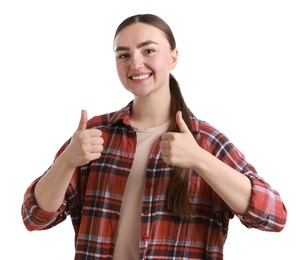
189, 110, 218, 135
87, 102, 132, 129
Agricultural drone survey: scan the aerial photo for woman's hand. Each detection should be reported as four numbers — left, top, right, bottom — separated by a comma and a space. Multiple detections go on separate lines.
62, 110, 104, 168
160, 111, 201, 169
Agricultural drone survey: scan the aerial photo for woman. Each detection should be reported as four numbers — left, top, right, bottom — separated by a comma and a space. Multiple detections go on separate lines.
21, 13, 287, 259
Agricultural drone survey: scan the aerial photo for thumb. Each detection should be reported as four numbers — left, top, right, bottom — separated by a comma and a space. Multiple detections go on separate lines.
176, 111, 190, 133
77, 109, 88, 131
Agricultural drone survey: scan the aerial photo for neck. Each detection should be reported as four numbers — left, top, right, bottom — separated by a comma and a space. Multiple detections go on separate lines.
130, 91, 171, 129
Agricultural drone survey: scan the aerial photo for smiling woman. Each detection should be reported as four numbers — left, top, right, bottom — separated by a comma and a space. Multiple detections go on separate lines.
114, 23, 176, 101
19, 13, 288, 260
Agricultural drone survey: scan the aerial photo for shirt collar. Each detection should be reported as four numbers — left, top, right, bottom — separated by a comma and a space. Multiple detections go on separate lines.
106, 100, 200, 134
105, 101, 133, 128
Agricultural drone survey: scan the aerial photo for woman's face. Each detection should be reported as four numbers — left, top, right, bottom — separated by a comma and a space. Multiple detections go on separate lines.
113, 22, 178, 98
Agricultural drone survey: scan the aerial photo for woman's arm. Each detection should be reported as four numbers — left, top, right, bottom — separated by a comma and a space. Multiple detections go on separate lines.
34, 110, 103, 212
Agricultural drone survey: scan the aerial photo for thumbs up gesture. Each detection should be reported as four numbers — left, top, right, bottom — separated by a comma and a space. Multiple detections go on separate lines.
160, 111, 201, 168
63, 110, 104, 168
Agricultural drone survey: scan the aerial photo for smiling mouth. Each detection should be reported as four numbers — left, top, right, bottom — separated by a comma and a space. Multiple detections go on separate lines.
130, 74, 151, 80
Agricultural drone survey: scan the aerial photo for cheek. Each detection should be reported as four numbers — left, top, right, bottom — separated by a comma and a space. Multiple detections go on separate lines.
116, 64, 126, 79
154, 54, 173, 71
116, 62, 122, 74
154, 60, 172, 80
116, 67, 128, 89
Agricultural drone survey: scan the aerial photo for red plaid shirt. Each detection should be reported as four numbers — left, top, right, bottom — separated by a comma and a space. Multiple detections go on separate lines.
22, 102, 287, 259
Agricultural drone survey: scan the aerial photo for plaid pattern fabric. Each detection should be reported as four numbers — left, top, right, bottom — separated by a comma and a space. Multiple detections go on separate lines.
22, 102, 287, 259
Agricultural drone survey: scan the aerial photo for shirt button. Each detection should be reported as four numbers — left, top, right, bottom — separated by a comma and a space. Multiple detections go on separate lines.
143, 209, 149, 215
143, 235, 149, 241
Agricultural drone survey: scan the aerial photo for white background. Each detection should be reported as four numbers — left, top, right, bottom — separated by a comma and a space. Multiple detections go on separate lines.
1, 0, 307, 259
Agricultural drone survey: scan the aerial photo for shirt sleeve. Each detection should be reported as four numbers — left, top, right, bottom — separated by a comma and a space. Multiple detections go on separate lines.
211, 130, 287, 232
236, 168, 287, 232
21, 141, 71, 231
21, 176, 68, 231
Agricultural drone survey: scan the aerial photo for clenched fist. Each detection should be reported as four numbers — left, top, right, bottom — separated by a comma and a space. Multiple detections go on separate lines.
160, 111, 201, 169
63, 110, 104, 168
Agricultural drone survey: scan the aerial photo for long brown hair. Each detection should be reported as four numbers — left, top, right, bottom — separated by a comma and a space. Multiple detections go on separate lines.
114, 14, 194, 219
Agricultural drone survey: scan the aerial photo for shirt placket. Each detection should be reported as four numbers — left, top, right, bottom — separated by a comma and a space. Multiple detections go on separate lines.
139, 141, 162, 257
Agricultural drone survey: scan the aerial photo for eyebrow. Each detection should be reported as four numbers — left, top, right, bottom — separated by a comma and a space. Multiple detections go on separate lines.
114, 40, 159, 52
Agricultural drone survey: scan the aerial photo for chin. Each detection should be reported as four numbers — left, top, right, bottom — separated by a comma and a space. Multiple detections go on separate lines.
132, 92, 151, 98
130, 88, 153, 97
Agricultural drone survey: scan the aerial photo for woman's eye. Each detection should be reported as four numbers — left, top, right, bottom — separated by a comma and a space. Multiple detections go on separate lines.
145, 49, 155, 55
118, 53, 129, 59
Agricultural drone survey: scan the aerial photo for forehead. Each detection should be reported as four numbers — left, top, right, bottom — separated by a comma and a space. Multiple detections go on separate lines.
114, 22, 168, 48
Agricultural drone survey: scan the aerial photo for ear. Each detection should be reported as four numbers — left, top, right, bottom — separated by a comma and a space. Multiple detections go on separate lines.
169, 48, 178, 71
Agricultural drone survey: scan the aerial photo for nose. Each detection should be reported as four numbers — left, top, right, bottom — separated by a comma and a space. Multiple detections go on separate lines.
130, 53, 144, 70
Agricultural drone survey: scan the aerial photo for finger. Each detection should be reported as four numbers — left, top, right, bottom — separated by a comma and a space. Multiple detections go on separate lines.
89, 144, 104, 153
160, 140, 168, 149
77, 109, 88, 131
87, 129, 103, 137
90, 136, 104, 145
160, 133, 169, 141
176, 111, 190, 133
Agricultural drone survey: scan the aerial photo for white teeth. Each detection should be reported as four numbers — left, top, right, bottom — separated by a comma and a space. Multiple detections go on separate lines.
132, 74, 150, 80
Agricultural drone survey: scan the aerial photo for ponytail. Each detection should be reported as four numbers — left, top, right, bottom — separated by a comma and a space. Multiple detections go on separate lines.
167, 73, 194, 219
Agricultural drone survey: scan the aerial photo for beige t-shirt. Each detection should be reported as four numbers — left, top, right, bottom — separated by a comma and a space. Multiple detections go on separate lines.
113, 120, 170, 260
